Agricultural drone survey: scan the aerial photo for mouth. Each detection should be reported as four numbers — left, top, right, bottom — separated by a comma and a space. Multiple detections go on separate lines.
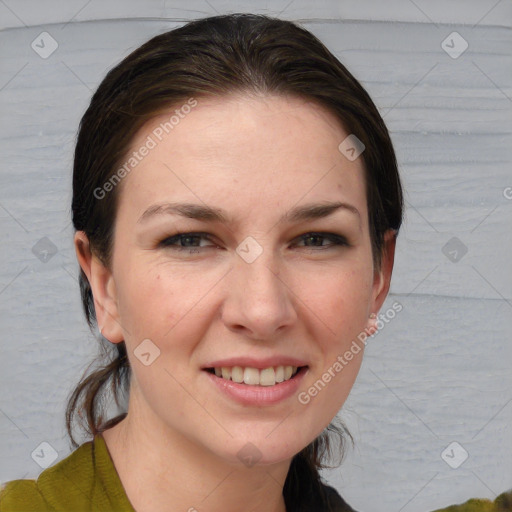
203, 365, 307, 386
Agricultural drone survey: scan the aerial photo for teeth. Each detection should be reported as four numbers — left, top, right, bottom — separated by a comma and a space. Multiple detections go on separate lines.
259, 367, 275, 386
213, 365, 299, 386
243, 367, 260, 385
232, 366, 244, 383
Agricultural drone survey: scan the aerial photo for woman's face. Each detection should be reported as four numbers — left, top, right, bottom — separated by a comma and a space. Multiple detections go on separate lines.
80, 93, 393, 465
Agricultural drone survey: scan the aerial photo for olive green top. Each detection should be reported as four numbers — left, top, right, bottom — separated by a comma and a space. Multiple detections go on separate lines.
432, 491, 512, 512
0, 434, 136, 512
0, 434, 510, 511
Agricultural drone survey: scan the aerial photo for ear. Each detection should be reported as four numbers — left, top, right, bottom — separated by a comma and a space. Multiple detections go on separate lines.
74, 231, 124, 344
370, 229, 397, 318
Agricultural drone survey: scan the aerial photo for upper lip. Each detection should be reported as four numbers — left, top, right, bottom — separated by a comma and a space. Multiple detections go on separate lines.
202, 356, 309, 370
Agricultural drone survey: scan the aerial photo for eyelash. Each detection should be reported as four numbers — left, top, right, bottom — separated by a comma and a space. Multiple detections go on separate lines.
159, 232, 349, 252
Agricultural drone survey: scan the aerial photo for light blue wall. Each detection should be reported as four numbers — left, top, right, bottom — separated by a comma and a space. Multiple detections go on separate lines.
1, 2, 511, 511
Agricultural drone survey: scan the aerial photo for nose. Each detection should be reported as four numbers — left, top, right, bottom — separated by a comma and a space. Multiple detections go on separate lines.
221, 246, 297, 341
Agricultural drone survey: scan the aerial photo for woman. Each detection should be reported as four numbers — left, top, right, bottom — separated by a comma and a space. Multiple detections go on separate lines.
0, 13, 509, 512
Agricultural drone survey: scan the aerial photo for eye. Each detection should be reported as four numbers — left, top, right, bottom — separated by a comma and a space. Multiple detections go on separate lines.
158, 231, 350, 254
294, 232, 349, 249
159, 232, 217, 252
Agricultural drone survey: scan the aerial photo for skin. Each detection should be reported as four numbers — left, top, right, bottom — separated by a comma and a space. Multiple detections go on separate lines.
75, 93, 396, 512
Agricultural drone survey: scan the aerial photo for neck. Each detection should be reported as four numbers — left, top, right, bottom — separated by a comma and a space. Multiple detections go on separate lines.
102, 408, 290, 512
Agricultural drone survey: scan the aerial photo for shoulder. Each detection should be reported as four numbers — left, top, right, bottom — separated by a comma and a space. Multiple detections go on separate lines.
0, 438, 99, 512
0, 479, 51, 512
320, 482, 358, 512
431, 488, 512, 511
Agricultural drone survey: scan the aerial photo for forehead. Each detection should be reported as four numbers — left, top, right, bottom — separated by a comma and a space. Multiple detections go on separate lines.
115, 93, 368, 227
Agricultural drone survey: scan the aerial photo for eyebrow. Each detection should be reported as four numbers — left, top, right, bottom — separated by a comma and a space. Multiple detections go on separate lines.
137, 200, 361, 227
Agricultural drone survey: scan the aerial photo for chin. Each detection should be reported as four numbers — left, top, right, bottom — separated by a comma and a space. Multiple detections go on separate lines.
210, 430, 314, 468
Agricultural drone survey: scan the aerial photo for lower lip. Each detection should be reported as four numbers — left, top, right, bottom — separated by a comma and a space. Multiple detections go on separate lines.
204, 367, 308, 406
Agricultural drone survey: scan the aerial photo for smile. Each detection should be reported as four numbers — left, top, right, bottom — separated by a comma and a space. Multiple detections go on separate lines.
203, 365, 308, 406
205, 366, 300, 386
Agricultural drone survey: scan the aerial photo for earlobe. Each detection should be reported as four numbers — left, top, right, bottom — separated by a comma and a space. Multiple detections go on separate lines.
73, 231, 124, 344
365, 312, 378, 337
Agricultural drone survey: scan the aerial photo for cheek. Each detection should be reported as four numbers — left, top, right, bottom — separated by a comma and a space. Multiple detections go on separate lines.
306, 264, 374, 342
115, 260, 221, 347
114, 262, 181, 338
299, 270, 371, 421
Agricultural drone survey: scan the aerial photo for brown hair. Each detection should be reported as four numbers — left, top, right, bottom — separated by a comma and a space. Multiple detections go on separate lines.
67, 13, 403, 509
